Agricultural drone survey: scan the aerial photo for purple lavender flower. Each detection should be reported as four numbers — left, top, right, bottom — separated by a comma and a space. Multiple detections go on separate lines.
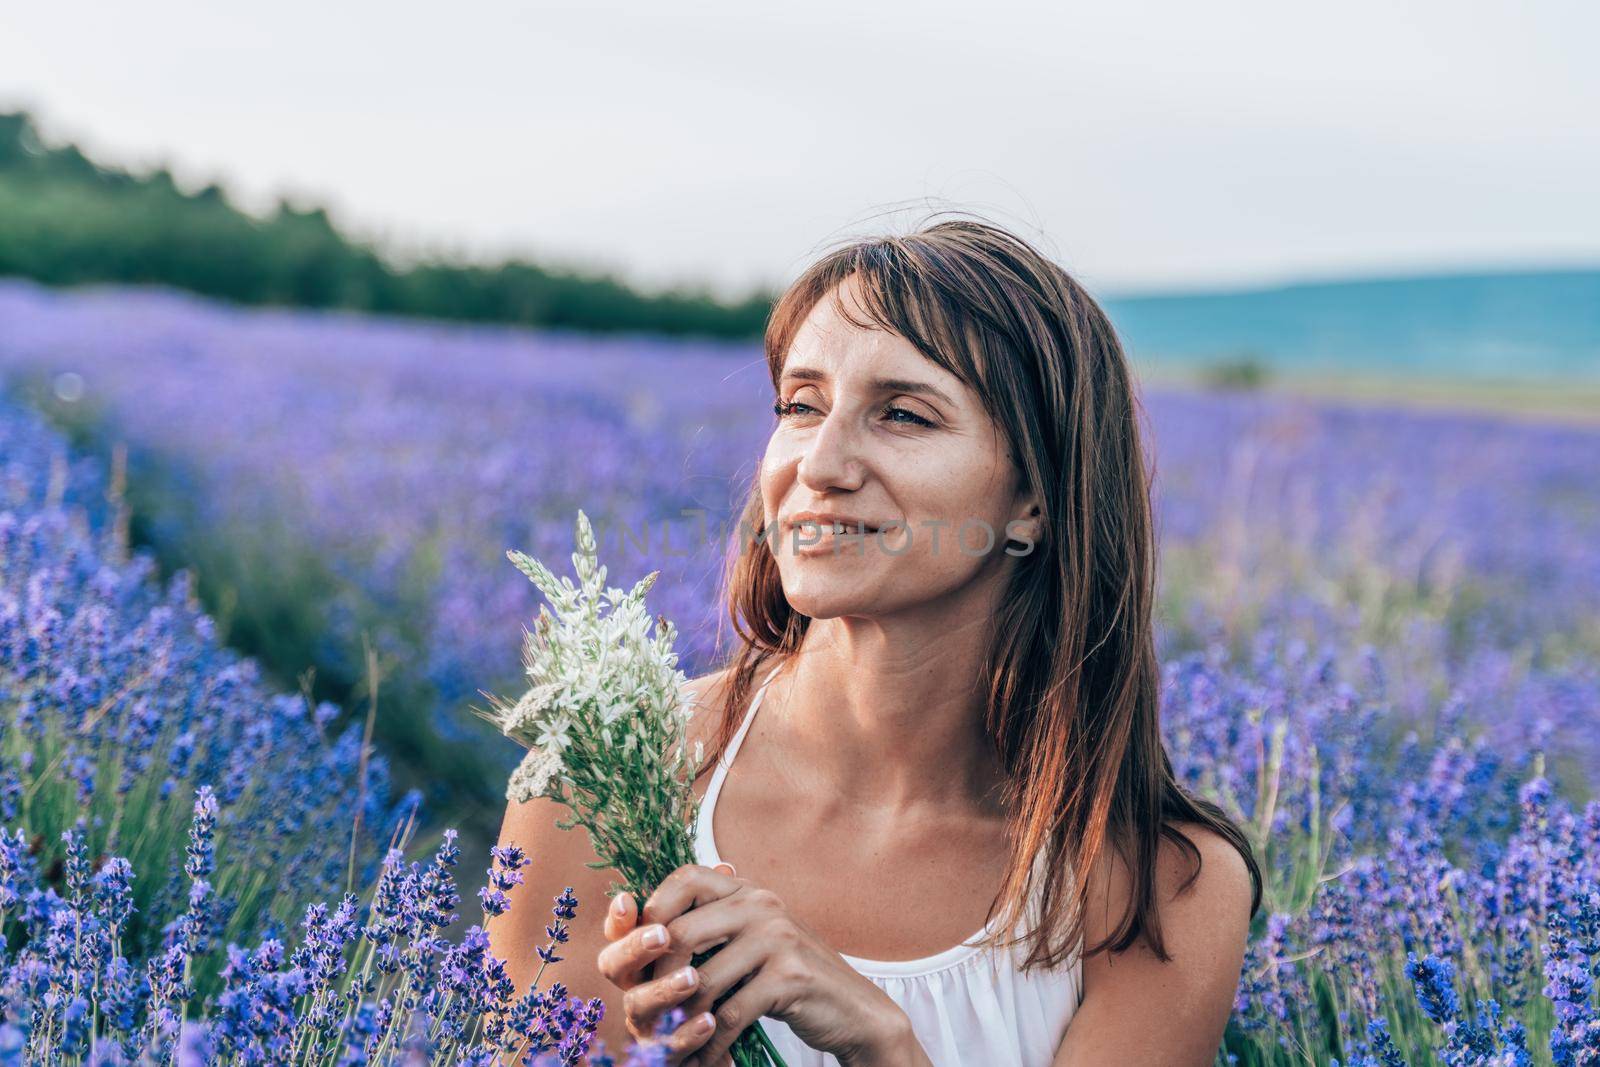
184, 784, 218, 880
538, 886, 581, 966
479, 843, 530, 919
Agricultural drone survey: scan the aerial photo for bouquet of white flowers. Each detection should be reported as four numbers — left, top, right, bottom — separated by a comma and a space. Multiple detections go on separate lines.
477, 510, 787, 1067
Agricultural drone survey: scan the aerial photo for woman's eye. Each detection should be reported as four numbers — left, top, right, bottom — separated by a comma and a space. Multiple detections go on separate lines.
884, 405, 934, 428
773, 399, 932, 428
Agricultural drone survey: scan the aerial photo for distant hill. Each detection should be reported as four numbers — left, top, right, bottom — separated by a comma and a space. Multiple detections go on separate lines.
5, 109, 1595, 379
0, 109, 773, 339
1102, 269, 1600, 383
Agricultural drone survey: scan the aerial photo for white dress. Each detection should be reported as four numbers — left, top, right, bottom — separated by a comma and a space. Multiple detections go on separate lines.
691, 663, 1084, 1066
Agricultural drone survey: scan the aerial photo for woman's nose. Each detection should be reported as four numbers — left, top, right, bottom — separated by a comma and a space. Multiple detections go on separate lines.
795, 410, 865, 492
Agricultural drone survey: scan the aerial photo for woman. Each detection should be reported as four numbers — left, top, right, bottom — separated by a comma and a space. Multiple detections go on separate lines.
488, 216, 1263, 1066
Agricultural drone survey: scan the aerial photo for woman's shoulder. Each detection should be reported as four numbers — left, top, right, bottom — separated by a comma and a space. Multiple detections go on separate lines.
1087, 820, 1255, 949
680, 656, 781, 742
1157, 822, 1255, 916
681, 666, 736, 790
682, 666, 734, 730
1056, 823, 1256, 1061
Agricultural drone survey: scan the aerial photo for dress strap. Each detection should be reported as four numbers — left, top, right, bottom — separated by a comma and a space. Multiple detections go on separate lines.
716, 661, 785, 774
693, 660, 785, 865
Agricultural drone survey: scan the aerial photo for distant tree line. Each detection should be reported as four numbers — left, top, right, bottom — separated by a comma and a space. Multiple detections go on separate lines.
0, 110, 774, 338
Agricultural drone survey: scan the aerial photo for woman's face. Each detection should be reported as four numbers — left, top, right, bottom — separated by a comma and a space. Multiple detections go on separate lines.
760, 274, 1037, 620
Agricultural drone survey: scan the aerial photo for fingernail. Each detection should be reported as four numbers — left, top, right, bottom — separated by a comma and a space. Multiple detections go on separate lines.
642, 924, 667, 948
696, 1011, 715, 1034
715, 862, 737, 877
671, 965, 697, 990
611, 894, 628, 917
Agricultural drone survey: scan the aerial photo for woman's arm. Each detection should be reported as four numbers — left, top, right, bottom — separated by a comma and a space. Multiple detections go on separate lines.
484, 668, 735, 1059
1051, 823, 1254, 1067
484, 788, 639, 1057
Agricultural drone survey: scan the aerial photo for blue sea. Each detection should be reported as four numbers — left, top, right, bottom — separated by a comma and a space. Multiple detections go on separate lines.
1098, 269, 1600, 383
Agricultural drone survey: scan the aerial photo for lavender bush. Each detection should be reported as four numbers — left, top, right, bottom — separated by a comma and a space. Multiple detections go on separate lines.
0, 278, 775, 853
0, 392, 420, 979
0, 804, 664, 1064
0, 797, 687, 1064
2, 280, 1595, 819
1166, 624, 1599, 1064
0, 281, 1592, 742
1, 279, 1597, 1063
0, 396, 678, 1064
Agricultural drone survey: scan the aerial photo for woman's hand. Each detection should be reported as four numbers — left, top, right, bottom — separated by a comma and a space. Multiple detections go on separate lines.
599, 864, 726, 1063
598, 861, 911, 1066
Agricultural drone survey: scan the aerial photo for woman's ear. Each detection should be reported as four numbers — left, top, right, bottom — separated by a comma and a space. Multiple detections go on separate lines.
1005, 494, 1044, 551
1009, 492, 1043, 540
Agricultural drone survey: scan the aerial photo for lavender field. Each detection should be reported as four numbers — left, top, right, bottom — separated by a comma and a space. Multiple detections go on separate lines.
1, 276, 1598, 1064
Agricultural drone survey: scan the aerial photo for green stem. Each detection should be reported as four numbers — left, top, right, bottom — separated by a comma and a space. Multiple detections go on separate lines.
749, 1021, 791, 1066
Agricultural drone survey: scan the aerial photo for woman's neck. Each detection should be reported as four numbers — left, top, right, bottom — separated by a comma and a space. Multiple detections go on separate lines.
768, 615, 1011, 818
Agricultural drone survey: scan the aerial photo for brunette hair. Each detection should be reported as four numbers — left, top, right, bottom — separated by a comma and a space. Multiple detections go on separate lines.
697, 213, 1262, 969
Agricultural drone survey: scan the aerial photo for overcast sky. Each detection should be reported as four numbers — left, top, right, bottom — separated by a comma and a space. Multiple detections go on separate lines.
3, 1, 1597, 300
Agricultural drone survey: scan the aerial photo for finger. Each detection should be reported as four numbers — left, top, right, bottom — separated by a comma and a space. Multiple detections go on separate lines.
656, 1007, 717, 1063
644, 865, 745, 979
684, 1049, 736, 1067
641, 863, 742, 930
622, 963, 705, 1048
604, 889, 638, 942
667, 927, 769, 1052
596, 919, 676, 989
651, 878, 757, 988
688, 966, 779, 1067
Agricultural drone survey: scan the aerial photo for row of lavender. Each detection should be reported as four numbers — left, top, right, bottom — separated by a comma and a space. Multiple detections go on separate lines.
0, 394, 675, 1063
1, 278, 1597, 1062
2, 277, 1593, 733
1164, 613, 1599, 1063
0, 279, 785, 841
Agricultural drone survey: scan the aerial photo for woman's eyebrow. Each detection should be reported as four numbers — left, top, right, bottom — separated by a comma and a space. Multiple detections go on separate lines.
779, 367, 956, 408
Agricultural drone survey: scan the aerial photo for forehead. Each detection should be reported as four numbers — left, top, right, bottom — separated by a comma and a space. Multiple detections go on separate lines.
781, 279, 963, 394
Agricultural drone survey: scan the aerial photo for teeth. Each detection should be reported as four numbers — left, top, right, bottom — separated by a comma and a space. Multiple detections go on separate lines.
800, 519, 878, 534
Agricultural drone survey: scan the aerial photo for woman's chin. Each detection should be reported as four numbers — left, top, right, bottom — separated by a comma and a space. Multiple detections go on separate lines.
778, 575, 887, 619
